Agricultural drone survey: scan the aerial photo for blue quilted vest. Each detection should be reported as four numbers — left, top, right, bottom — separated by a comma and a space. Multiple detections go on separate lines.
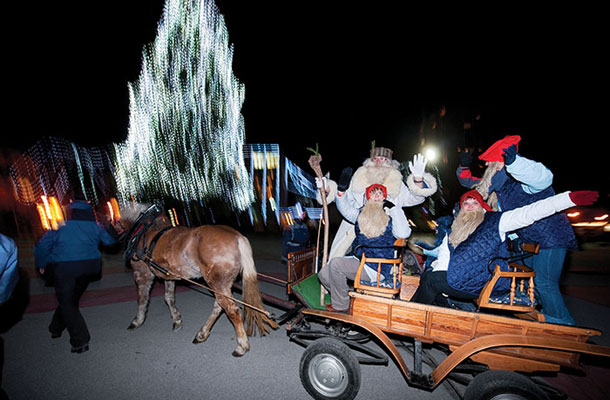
496, 174, 578, 250
447, 212, 511, 295
353, 220, 395, 278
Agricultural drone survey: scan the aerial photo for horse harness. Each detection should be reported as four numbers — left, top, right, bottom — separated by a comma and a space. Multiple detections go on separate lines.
123, 204, 174, 275
121, 205, 274, 318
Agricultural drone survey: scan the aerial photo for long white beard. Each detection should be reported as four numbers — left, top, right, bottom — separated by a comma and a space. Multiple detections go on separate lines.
362, 158, 400, 183
358, 201, 390, 239
448, 209, 485, 248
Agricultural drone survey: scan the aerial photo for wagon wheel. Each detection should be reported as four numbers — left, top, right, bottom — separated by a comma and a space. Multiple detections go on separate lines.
464, 370, 550, 400
299, 338, 361, 400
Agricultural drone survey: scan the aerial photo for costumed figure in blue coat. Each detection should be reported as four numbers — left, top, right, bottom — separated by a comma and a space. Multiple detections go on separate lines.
411, 189, 598, 311
35, 199, 122, 353
456, 136, 578, 325
318, 182, 412, 312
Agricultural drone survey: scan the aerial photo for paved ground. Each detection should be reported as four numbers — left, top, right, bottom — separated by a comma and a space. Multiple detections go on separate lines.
1, 233, 609, 400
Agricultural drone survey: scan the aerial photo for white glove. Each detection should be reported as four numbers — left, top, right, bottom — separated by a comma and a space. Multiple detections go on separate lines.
408, 153, 427, 178
315, 175, 330, 193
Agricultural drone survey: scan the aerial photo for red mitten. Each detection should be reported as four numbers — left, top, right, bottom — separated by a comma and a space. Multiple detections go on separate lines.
569, 191, 599, 206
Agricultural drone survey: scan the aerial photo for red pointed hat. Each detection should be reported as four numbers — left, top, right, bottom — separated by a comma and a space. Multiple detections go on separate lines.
460, 190, 492, 211
366, 184, 387, 199
478, 135, 521, 162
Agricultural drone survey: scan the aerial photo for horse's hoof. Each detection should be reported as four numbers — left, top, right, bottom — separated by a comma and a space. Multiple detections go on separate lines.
127, 323, 138, 330
232, 348, 248, 357
172, 322, 183, 332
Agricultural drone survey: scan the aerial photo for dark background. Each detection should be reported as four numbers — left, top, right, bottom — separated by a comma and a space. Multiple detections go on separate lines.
5, 1, 608, 200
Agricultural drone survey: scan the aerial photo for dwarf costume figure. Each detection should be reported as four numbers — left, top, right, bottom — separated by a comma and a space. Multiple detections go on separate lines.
318, 144, 437, 261
456, 136, 578, 325
318, 184, 411, 312
411, 189, 598, 308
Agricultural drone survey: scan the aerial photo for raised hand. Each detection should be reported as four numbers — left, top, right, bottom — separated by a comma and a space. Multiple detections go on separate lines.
409, 153, 427, 178
569, 191, 599, 206
502, 144, 518, 165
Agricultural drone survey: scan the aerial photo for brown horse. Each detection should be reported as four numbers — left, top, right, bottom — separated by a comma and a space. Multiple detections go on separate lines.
118, 204, 278, 357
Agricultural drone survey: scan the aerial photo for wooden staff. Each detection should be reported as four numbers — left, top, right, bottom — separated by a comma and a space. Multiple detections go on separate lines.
308, 153, 329, 267
308, 150, 330, 307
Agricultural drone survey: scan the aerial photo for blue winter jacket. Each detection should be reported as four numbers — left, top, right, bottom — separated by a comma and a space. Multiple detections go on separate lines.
458, 161, 577, 250
0, 233, 19, 304
495, 175, 577, 250
447, 213, 511, 295
353, 220, 396, 278
35, 201, 116, 268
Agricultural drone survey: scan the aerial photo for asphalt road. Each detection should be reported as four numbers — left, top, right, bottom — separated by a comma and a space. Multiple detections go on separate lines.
1, 233, 609, 400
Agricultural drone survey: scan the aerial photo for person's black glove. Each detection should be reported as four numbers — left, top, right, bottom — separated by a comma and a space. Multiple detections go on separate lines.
459, 151, 473, 168
502, 144, 517, 165
337, 167, 353, 192
383, 200, 395, 209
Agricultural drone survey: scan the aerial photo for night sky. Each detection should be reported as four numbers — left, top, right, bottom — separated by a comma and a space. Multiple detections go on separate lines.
6, 2, 608, 200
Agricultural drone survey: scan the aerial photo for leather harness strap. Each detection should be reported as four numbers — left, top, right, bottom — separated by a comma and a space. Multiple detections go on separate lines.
142, 226, 174, 261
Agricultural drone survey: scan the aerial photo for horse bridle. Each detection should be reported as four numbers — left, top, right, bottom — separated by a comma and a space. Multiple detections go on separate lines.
122, 204, 165, 261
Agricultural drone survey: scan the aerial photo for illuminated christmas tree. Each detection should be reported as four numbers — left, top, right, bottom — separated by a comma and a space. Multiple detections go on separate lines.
114, 0, 253, 212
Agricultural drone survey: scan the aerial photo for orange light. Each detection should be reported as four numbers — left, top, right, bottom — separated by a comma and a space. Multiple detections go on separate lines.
594, 214, 609, 221
36, 204, 51, 230
41, 196, 52, 219
567, 211, 580, 218
49, 197, 64, 224
107, 201, 114, 221
110, 198, 121, 220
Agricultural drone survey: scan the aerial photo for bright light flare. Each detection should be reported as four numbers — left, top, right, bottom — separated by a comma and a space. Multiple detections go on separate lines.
594, 214, 609, 221
567, 211, 580, 218
424, 147, 438, 162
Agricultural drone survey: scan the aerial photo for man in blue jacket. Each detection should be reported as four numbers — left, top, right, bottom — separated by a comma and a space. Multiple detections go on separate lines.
35, 199, 120, 353
456, 136, 578, 325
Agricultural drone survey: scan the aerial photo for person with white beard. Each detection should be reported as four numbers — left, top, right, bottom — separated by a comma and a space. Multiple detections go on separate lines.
457, 136, 579, 325
316, 145, 437, 262
411, 189, 598, 308
318, 184, 411, 312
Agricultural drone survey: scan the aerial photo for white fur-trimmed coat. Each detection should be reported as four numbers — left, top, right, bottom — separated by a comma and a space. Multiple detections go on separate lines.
317, 165, 437, 260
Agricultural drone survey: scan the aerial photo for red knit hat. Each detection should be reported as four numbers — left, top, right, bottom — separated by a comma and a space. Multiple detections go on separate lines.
478, 135, 521, 162
366, 184, 387, 200
460, 190, 492, 211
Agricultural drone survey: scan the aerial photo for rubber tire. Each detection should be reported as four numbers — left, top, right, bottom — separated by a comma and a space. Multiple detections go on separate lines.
464, 370, 550, 400
299, 338, 361, 400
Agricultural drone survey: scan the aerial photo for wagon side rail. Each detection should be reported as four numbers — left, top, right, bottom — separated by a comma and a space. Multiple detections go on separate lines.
301, 309, 610, 390
431, 333, 610, 388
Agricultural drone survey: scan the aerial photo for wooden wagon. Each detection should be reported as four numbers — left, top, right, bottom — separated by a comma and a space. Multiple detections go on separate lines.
285, 241, 610, 400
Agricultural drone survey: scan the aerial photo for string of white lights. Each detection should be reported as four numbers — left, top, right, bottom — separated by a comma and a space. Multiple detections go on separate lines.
114, 0, 253, 211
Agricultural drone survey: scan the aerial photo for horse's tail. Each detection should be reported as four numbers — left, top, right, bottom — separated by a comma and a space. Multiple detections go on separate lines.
238, 236, 279, 336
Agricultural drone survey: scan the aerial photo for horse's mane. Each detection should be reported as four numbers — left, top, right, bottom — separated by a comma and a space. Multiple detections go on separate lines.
120, 203, 155, 223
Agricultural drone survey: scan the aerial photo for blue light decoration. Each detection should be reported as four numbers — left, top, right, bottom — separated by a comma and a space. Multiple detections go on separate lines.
10, 137, 114, 206
244, 144, 280, 225
283, 157, 318, 199
113, 0, 253, 212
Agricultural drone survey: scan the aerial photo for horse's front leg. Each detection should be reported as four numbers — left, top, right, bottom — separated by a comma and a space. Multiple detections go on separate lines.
193, 300, 222, 344
164, 280, 183, 331
128, 263, 154, 330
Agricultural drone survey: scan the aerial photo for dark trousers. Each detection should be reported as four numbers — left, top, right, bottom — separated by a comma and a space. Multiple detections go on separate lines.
48, 259, 101, 347
411, 270, 477, 306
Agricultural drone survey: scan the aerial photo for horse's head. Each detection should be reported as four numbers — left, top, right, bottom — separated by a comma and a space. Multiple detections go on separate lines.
115, 202, 167, 241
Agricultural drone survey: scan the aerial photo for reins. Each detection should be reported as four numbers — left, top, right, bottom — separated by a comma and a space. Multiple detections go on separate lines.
122, 206, 274, 319
141, 255, 274, 319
